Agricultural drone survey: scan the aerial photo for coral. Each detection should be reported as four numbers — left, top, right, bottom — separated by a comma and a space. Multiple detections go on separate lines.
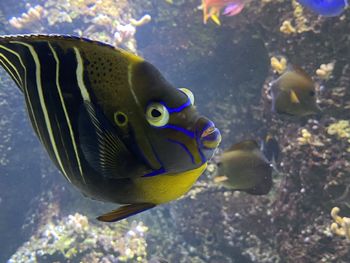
327, 120, 350, 152
316, 62, 335, 80
44, 0, 128, 25
280, 20, 296, 34
297, 128, 312, 145
8, 213, 148, 262
8, 5, 44, 29
279, 0, 323, 35
291, 0, 311, 33
270, 56, 287, 74
7, 0, 151, 53
296, 128, 323, 146
130, 14, 152, 27
113, 23, 136, 46
330, 207, 350, 241
327, 120, 350, 139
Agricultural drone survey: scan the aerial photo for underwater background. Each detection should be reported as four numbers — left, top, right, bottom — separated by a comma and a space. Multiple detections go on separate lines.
0, 0, 349, 262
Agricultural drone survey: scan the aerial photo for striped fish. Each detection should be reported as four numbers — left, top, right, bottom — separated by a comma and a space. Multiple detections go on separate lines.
0, 34, 145, 186
0, 35, 93, 184
0, 35, 221, 222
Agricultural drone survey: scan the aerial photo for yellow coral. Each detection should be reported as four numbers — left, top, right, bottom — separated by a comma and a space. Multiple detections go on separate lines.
316, 62, 335, 80
297, 128, 312, 145
330, 207, 350, 240
327, 120, 350, 139
280, 0, 312, 35
270, 56, 287, 74
130, 14, 152, 27
297, 128, 324, 146
280, 20, 296, 34
293, 3, 303, 17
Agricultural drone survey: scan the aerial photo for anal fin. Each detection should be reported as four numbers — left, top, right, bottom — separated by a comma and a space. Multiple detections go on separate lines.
290, 90, 300, 104
97, 203, 155, 222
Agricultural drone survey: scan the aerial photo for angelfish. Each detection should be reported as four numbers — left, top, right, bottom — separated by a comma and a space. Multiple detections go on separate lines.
0, 34, 221, 222
214, 140, 273, 195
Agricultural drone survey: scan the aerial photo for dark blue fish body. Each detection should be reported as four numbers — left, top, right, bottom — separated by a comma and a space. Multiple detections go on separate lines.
298, 0, 348, 16
0, 34, 221, 222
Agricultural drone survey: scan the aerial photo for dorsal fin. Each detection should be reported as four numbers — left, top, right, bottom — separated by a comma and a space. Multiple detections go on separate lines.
282, 64, 314, 88
289, 64, 313, 82
0, 34, 143, 93
0, 34, 134, 56
227, 140, 259, 152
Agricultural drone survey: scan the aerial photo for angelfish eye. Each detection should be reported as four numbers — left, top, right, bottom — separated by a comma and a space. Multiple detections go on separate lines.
179, 88, 195, 105
146, 103, 169, 127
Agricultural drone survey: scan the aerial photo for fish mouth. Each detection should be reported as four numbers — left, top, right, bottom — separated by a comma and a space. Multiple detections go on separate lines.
198, 119, 221, 150
201, 126, 215, 138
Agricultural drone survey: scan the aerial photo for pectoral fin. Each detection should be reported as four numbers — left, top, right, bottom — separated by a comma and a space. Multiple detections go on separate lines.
97, 203, 156, 222
78, 101, 137, 179
290, 90, 300, 104
213, 175, 229, 183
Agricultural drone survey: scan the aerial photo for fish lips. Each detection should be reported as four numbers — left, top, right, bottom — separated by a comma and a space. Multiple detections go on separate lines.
196, 118, 221, 159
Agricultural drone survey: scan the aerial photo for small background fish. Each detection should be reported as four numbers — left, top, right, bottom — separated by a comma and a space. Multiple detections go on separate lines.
201, 0, 246, 25
214, 140, 273, 195
270, 65, 320, 117
297, 0, 348, 16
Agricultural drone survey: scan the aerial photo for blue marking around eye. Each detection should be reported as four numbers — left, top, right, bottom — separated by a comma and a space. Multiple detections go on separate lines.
162, 98, 191, 114
161, 124, 195, 138
143, 167, 166, 177
167, 139, 195, 164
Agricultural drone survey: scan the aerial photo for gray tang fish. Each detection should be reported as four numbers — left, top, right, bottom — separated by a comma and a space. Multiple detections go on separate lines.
214, 140, 272, 195
0, 34, 221, 222
270, 65, 320, 117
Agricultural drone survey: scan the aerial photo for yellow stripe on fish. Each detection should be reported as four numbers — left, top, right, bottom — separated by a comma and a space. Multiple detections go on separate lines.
0, 34, 221, 222
49, 43, 85, 183
0, 43, 44, 144
12, 41, 71, 182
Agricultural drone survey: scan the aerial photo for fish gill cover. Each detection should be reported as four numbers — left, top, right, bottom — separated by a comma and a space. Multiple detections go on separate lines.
0, 0, 349, 262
